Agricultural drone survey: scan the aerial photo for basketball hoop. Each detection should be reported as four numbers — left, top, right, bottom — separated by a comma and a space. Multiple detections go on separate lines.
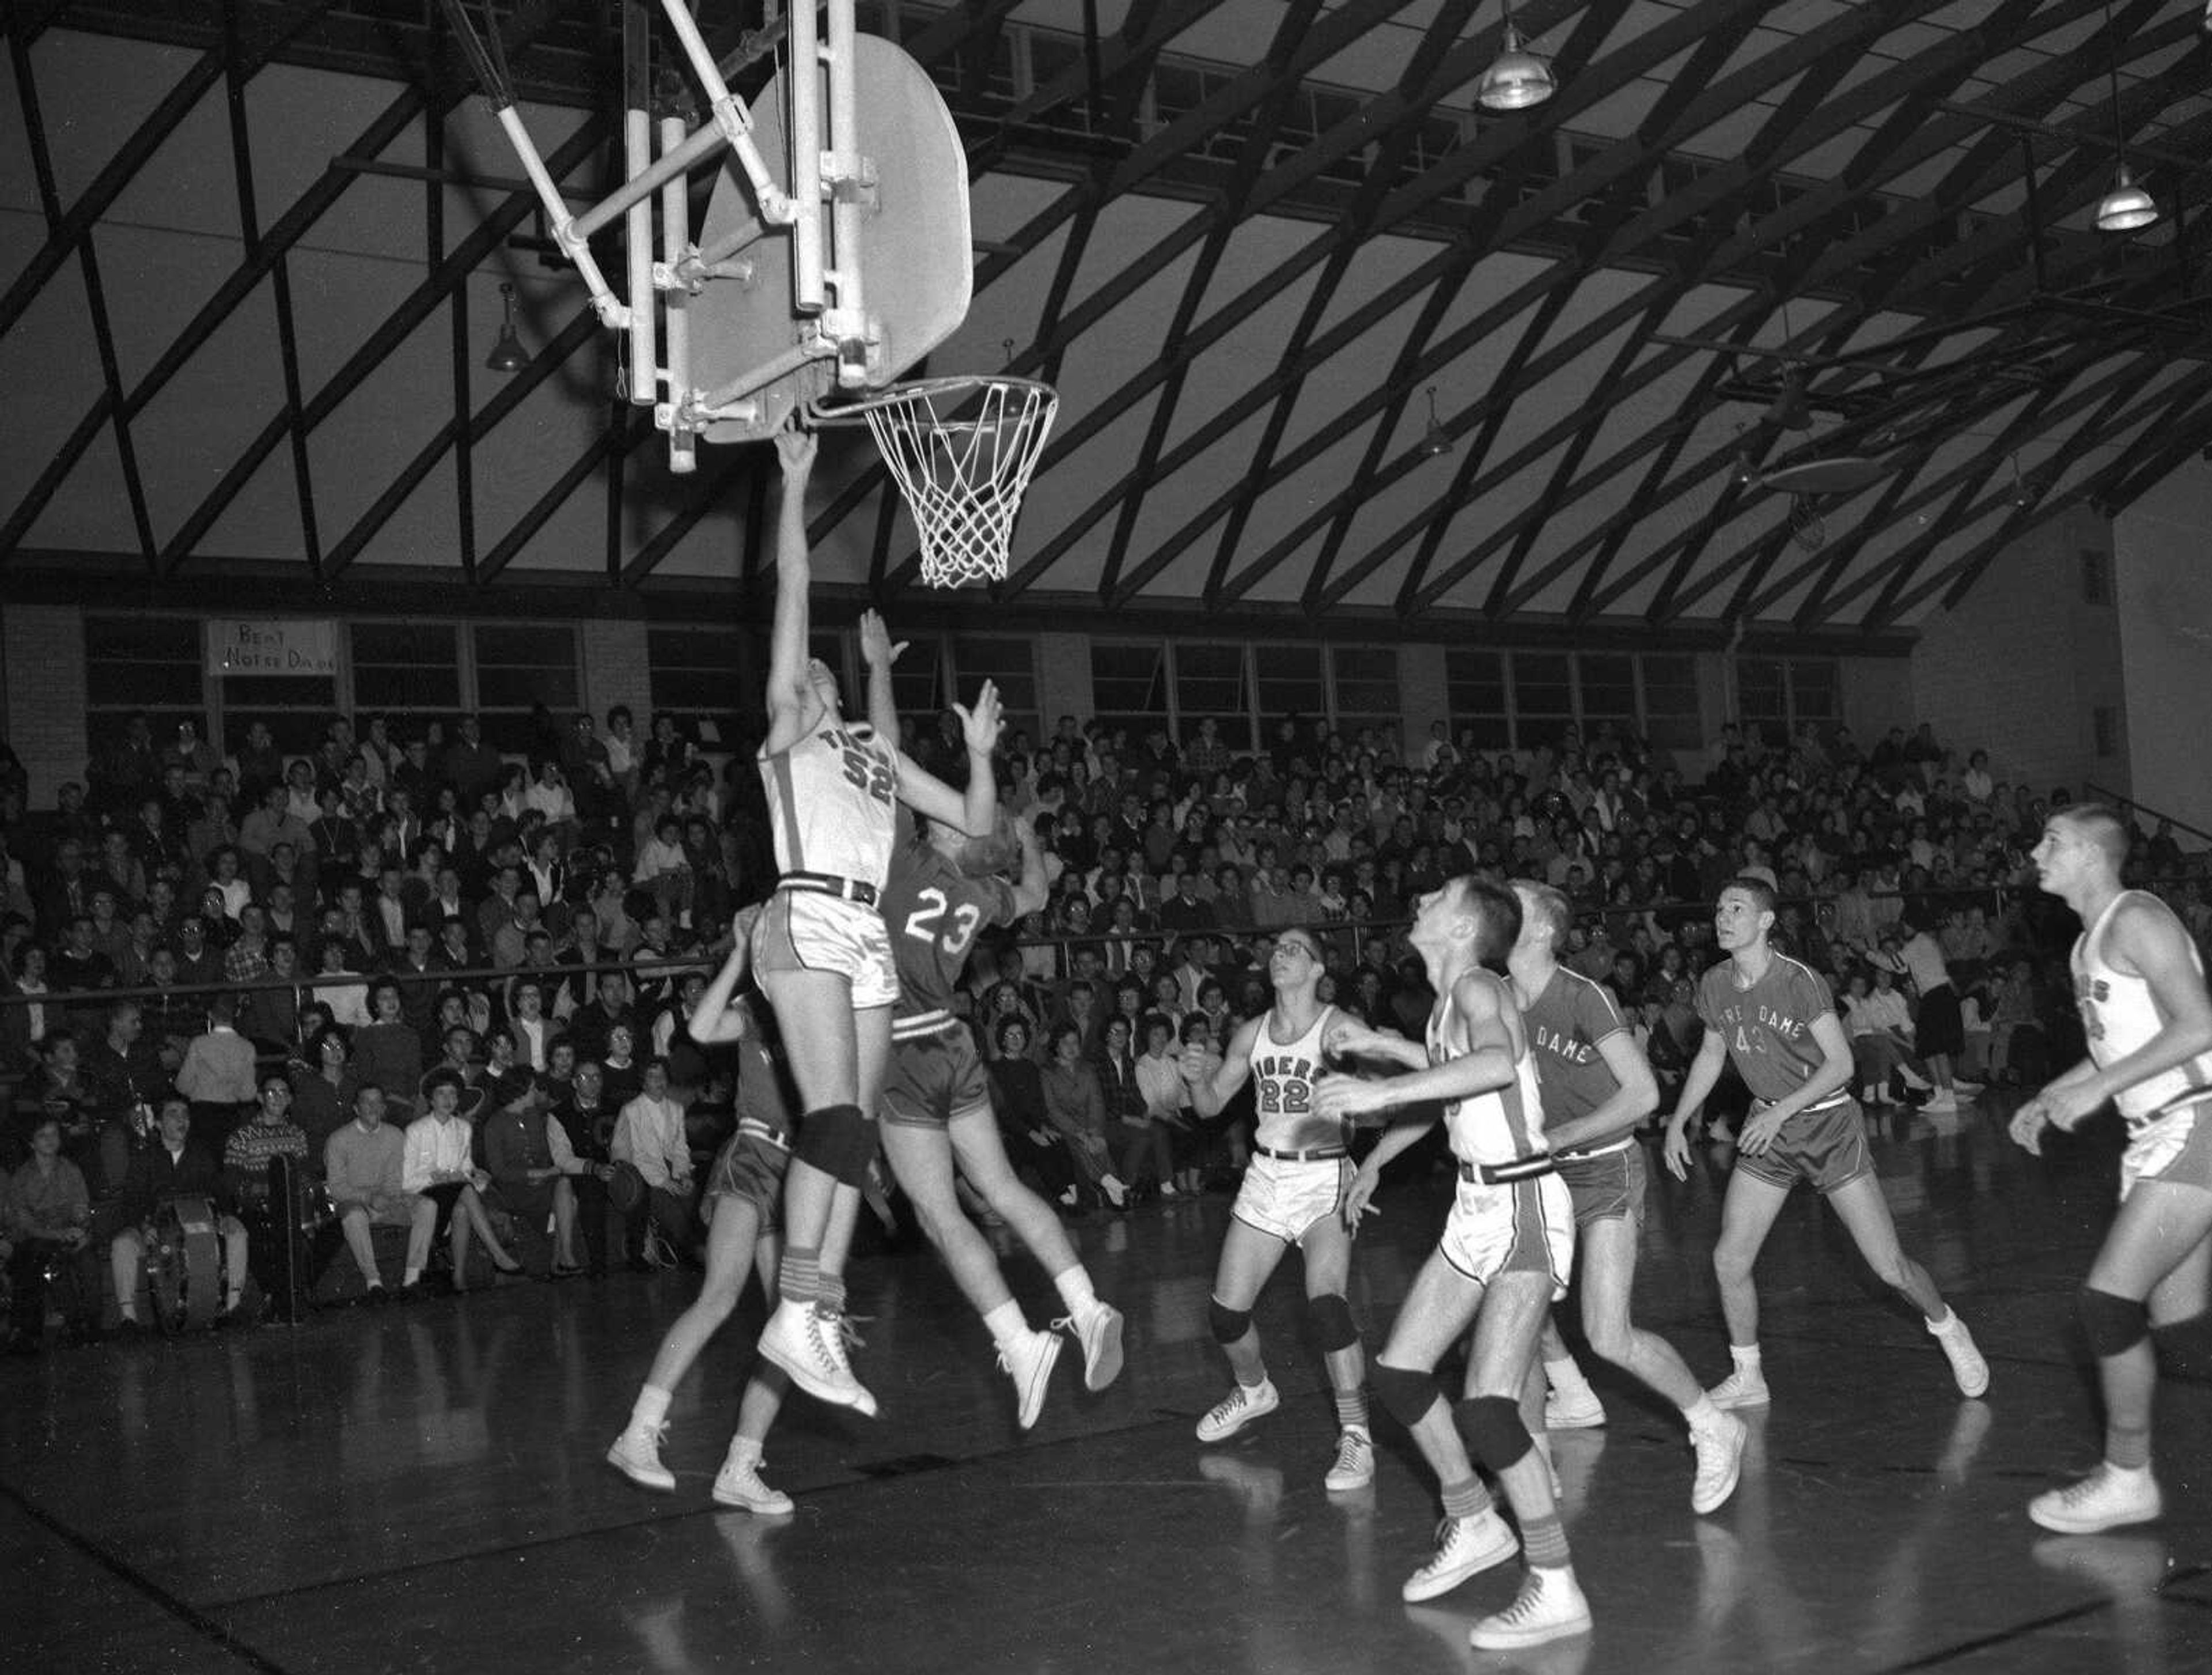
810, 375, 1058, 588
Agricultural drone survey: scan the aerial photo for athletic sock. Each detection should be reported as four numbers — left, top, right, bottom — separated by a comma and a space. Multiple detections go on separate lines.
982, 1299, 1029, 1355
1730, 1343, 1763, 1372
1926, 1307, 1958, 1333
778, 1246, 821, 1308
630, 1384, 673, 1433
1521, 1513, 1571, 1569
1332, 1386, 1370, 1434
1052, 1264, 1099, 1316
403, 1266, 423, 1287
817, 1271, 846, 1315
1682, 1394, 1724, 1433
1441, 1476, 1493, 1522
1545, 1355, 1593, 1397
2105, 1423, 2153, 1472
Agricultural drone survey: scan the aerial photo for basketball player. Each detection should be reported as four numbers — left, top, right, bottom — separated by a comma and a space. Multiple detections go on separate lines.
2011, 804, 2212, 1533
1509, 881, 1747, 1514
607, 912, 819, 1513
1662, 878, 1988, 1408
750, 428, 1001, 1417
878, 810, 1125, 1427
1315, 879, 1589, 1651
1180, 926, 1373, 1493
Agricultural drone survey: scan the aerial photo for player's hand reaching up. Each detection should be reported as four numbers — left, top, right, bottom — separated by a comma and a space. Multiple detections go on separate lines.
953, 680, 1003, 756
774, 424, 816, 480
1179, 1042, 1221, 1088
858, 608, 907, 669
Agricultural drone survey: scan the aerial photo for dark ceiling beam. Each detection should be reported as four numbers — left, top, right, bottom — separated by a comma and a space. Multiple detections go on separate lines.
0, 0, 335, 341
1297, 0, 1628, 613
999, 0, 1798, 604
5, 18, 157, 565
0, 0, 579, 561
153, 113, 609, 576
321, 307, 599, 580
1096, 0, 1334, 604
219, 0, 319, 578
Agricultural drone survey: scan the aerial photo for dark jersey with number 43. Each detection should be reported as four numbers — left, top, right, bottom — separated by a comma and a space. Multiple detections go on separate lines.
882, 836, 1018, 1037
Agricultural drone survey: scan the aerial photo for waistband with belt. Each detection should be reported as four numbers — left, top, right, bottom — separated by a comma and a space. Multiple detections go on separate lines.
892, 1008, 960, 1042
1457, 1152, 1558, 1185
738, 1117, 790, 1152
1253, 1142, 1348, 1163
776, 871, 880, 908
1753, 1091, 1852, 1117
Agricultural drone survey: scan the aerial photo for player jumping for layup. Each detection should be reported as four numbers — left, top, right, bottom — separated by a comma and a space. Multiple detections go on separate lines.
751, 428, 999, 1416
1317, 878, 1589, 1651
1662, 878, 1988, 1409
1509, 880, 1747, 1514
2012, 805, 2212, 1533
1181, 927, 1373, 1493
878, 807, 1126, 1428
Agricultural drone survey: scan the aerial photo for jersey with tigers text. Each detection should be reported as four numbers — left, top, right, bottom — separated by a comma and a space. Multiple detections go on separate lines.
759, 720, 897, 886
1247, 1003, 1341, 1152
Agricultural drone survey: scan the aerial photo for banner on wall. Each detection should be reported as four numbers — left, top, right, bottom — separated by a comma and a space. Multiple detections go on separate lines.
209, 619, 338, 676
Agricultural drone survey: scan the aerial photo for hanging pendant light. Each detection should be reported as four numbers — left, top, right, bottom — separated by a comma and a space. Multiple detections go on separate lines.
486, 281, 529, 373
2094, 0, 2157, 233
1477, 0, 1555, 112
1420, 387, 1452, 457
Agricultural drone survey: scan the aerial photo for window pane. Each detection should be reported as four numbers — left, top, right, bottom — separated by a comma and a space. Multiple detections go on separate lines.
1090, 642, 1169, 747
1253, 643, 1324, 726
1737, 657, 1788, 748
351, 622, 461, 715
474, 625, 576, 668
1577, 653, 1635, 723
889, 636, 945, 729
469, 623, 580, 723
85, 615, 206, 747
87, 663, 203, 706
86, 615, 198, 661
1173, 642, 1249, 749
1445, 648, 1508, 748
1512, 652, 1573, 747
647, 625, 760, 747
1330, 645, 1400, 751
951, 634, 1040, 751
1641, 653, 1701, 752
1787, 658, 1839, 725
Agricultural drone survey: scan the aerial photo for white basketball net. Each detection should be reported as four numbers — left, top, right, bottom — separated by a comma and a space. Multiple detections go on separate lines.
851, 377, 1058, 588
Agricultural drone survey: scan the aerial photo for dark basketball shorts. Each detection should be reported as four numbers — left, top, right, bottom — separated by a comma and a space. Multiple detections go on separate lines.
1915, 984, 1963, 1060
1732, 1096, 1872, 1196
703, 1122, 790, 1232
880, 1026, 993, 1129
1554, 1144, 1647, 1229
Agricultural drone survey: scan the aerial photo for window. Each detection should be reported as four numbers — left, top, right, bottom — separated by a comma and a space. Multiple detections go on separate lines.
1789, 659, 1840, 730
1641, 654, 1701, 752
1329, 645, 1400, 749
1253, 644, 1324, 740
647, 624, 759, 748
887, 637, 945, 734
471, 624, 579, 754
1512, 652, 1574, 748
1090, 641, 1169, 748
1737, 655, 1835, 747
84, 614, 202, 757
1575, 653, 1637, 740
351, 622, 461, 727
1173, 642, 1251, 751
950, 635, 1041, 754
1445, 648, 1510, 750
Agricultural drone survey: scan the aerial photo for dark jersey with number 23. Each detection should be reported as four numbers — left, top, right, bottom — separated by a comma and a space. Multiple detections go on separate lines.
881, 837, 1018, 1035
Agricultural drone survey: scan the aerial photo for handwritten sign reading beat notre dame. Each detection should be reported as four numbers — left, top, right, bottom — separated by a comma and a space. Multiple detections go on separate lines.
209, 619, 338, 676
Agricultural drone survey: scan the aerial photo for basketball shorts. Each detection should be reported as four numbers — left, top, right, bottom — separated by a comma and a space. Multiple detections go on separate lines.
880, 1026, 993, 1129
1438, 1171, 1574, 1299
2120, 1104, 2212, 1200
1232, 1154, 1351, 1246
751, 888, 897, 1010
1916, 984, 1964, 1058
1554, 1144, 1646, 1230
703, 1122, 791, 1232
1732, 1097, 1872, 1196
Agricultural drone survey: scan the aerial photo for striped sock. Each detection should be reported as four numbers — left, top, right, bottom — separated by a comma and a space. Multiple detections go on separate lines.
2107, 1421, 2152, 1472
817, 1270, 847, 1315
778, 1245, 821, 1307
1441, 1476, 1493, 1522
1333, 1386, 1370, 1434
1521, 1512, 1571, 1570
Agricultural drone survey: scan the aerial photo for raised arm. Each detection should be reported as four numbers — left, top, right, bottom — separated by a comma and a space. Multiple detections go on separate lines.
1009, 819, 1050, 920
858, 607, 905, 750
896, 680, 1004, 837
686, 906, 761, 1048
761, 429, 820, 751
1182, 1014, 1262, 1117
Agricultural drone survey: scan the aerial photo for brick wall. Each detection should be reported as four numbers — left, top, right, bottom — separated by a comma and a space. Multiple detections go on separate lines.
1906, 505, 2124, 800
2, 603, 89, 803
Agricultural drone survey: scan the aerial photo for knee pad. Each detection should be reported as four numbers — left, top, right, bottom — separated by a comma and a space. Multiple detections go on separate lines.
1208, 1296, 1253, 1345
795, 1103, 875, 1186
2079, 1287, 2150, 1358
1370, 1362, 1442, 1431
1456, 1394, 1533, 1474
1306, 1292, 1359, 1353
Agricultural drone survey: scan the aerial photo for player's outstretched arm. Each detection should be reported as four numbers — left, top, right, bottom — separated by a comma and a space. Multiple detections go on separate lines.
762, 428, 819, 751
688, 907, 762, 1047
1321, 1015, 1427, 1071
1008, 820, 1050, 920
1312, 973, 1513, 1124
1181, 1015, 1259, 1116
1662, 1032, 1729, 1179
896, 682, 1004, 838
858, 607, 907, 751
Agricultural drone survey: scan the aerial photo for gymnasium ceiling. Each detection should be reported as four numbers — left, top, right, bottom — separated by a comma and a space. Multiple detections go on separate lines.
5, 0, 2212, 644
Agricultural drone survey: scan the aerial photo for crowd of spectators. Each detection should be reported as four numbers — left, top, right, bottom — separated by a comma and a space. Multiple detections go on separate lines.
0, 694, 2205, 1350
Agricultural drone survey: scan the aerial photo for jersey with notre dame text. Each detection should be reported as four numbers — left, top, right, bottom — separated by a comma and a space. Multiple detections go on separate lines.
883, 838, 1016, 1041
1695, 954, 1834, 1105
1427, 974, 1547, 1167
759, 720, 897, 886
1247, 1003, 1340, 1152
1521, 966, 1632, 1156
